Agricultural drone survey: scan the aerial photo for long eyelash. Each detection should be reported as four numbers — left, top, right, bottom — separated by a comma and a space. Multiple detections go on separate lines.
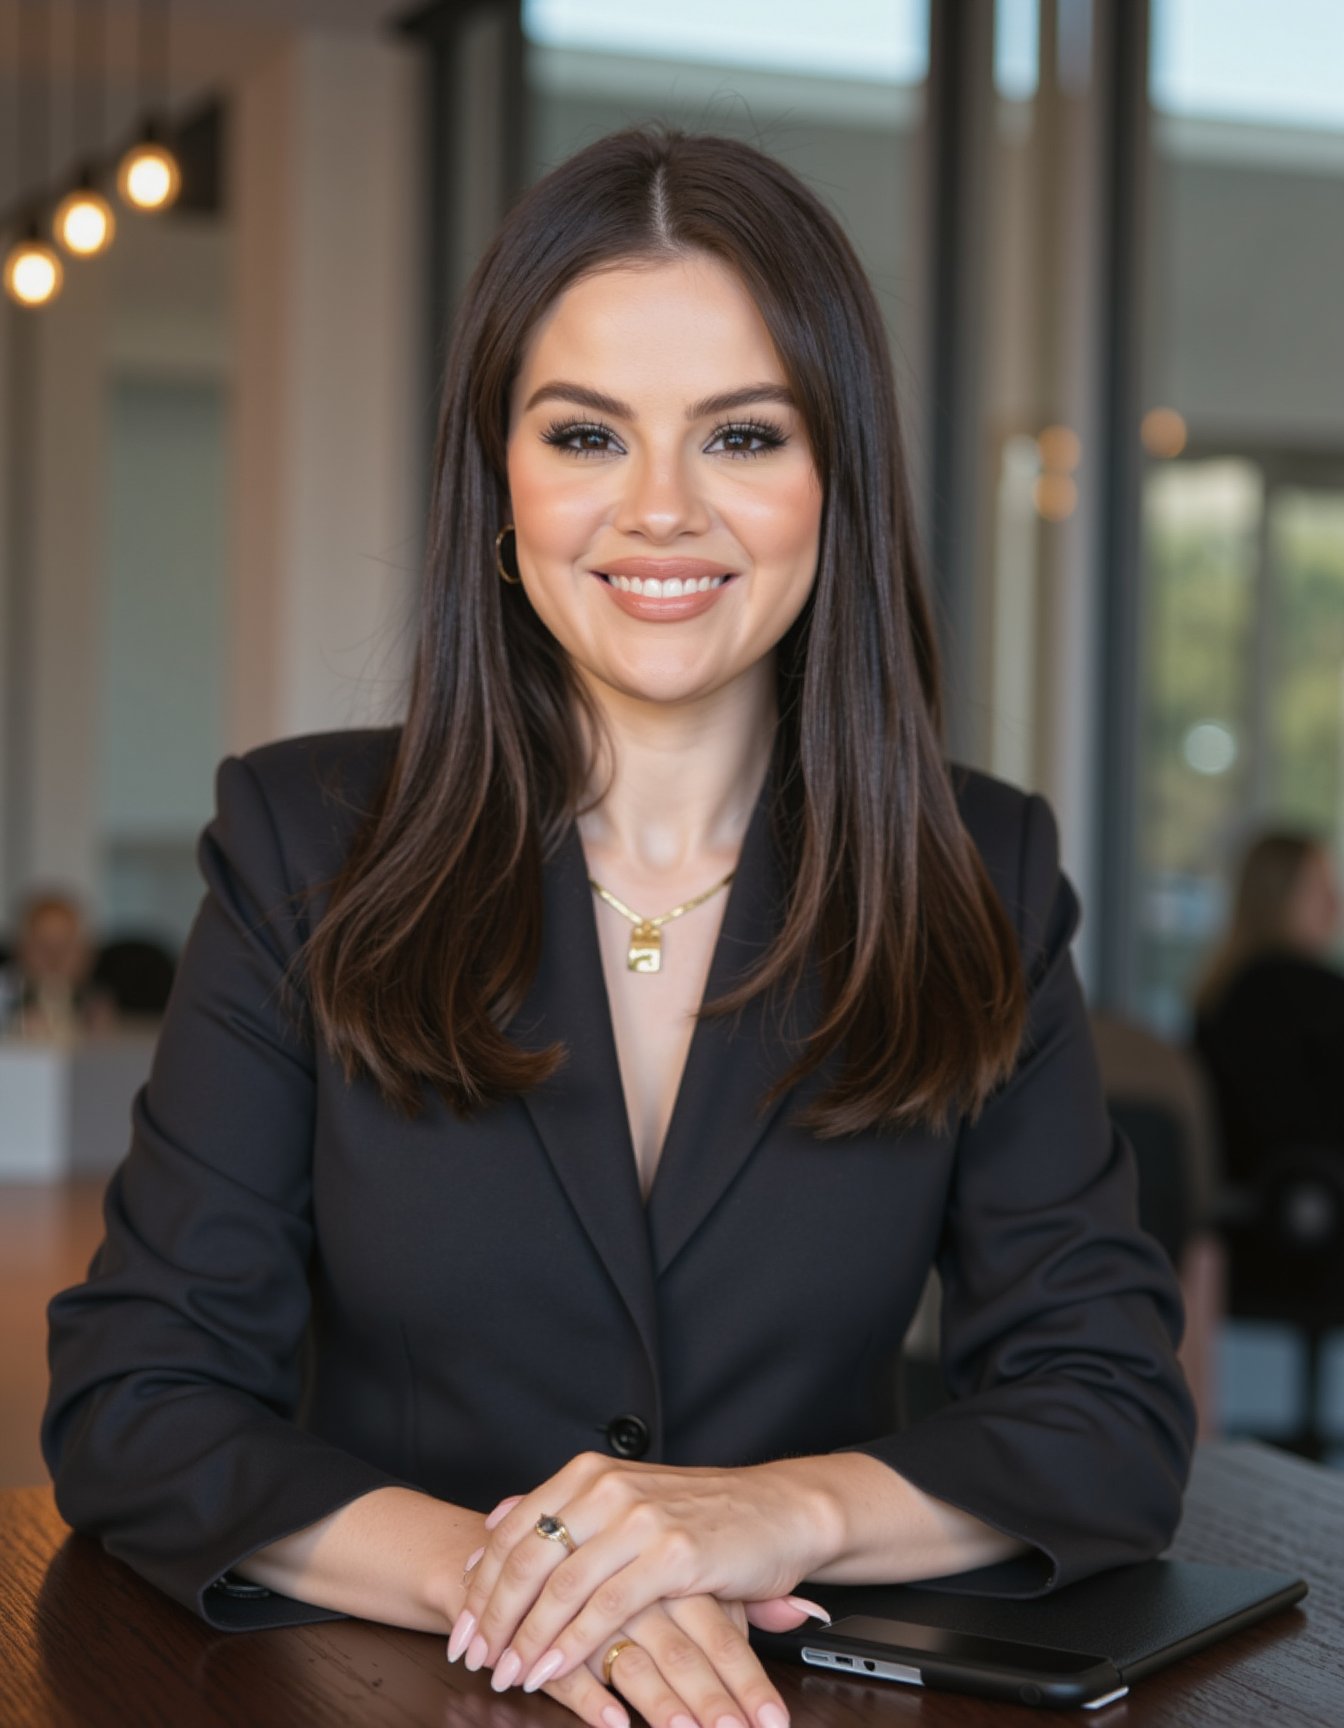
540, 418, 618, 457
711, 419, 789, 457
538, 416, 790, 458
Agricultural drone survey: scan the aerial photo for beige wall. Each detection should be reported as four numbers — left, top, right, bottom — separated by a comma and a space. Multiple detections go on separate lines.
0, 26, 426, 935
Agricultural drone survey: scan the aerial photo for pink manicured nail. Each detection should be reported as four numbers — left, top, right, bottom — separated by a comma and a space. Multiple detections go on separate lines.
485, 1495, 523, 1530
759, 1705, 790, 1728
464, 1633, 489, 1672
463, 1546, 485, 1575
784, 1596, 831, 1623
670, 1715, 698, 1728
490, 1648, 523, 1692
522, 1648, 564, 1692
601, 1708, 629, 1728
714, 1716, 745, 1728
446, 1610, 476, 1662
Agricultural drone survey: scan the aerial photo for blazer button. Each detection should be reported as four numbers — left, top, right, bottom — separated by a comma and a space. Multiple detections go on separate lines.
605, 1413, 650, 1458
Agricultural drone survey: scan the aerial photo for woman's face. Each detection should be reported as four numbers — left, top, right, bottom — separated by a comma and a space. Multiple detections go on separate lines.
505, 252, 823, 712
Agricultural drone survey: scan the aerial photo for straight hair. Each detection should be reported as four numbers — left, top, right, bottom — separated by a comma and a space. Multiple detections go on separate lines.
303, 125, 1027, 1137
1192, 831, 1325, 1022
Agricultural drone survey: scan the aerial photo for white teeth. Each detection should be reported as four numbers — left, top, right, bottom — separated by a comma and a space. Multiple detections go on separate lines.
607, 572, 731, 597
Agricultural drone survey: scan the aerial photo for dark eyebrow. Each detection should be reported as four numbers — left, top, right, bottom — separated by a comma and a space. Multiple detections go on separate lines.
522, 380, 796, 420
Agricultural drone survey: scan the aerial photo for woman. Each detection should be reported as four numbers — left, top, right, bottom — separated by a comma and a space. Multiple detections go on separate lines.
44, 127, 1195, 1728
1193, 830, 1344, 1185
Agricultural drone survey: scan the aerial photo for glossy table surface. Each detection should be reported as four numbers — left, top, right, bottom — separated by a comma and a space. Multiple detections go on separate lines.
1, 1441, 1339, 1727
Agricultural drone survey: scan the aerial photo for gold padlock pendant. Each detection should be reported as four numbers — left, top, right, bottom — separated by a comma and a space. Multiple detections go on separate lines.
627, 921, 662, 973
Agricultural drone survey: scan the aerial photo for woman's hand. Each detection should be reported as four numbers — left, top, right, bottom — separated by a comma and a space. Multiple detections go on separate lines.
451, 1453, 839, 1694
526, 1595, 795, 1728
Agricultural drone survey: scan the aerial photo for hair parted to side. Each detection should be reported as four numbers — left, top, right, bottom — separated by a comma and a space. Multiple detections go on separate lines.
303, 124, 1028, 1136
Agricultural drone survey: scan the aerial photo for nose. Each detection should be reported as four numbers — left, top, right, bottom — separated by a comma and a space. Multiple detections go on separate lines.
613, 445, 712, 541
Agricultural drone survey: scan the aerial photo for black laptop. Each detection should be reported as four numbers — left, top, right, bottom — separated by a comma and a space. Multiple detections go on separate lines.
751, 1559, 1308, 1709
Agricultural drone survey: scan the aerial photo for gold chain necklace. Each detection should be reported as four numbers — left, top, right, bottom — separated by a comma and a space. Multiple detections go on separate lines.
589, 869, 736, 973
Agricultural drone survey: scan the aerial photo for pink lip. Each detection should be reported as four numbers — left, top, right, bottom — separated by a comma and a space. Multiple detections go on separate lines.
594, 557, 737, 581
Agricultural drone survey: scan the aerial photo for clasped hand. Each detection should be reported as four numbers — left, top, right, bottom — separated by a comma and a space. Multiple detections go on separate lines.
448, 1452, 837, 1728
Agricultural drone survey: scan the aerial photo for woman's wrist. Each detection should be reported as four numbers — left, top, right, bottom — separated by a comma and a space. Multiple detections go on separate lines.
420, 1524, 488, 1630
749, 1452, 1031, 1585
744, 1456, 850, 1581
237, 1486, 488, 1633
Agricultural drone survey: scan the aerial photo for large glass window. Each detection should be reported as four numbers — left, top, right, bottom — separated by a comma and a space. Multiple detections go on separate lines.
521, 1, 930, 399
1133, 0, 1344, 1034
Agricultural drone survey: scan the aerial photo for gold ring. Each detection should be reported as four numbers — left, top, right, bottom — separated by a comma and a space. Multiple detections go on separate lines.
534, 1513, 577, 1554
601, 1639, 637, 1688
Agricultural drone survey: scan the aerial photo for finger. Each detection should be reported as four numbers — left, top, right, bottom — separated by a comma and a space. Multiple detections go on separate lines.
744, 1595, 832, 1634
463, 1451, 614, 1624
486, 1520, 653, 1685
484, 1494, 523, 1531
627, 1604, 756, 1728
543, 1660, 631, 1728
590, 1635, 703, 1728
456, 1500, 583, 1669
514, 1541, 703, 1685
667, 1596, 791, 1728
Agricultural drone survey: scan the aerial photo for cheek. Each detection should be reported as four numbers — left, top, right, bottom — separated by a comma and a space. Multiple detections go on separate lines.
508, 449, 609, 552
735, 469, 823, 576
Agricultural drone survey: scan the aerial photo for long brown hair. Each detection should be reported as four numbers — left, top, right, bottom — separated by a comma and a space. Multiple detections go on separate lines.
1192, 830, 1325, 1021
304, 124, 1027, 1136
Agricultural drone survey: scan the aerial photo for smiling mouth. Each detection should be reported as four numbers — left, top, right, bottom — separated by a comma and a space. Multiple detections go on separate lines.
596, 572, 736, 597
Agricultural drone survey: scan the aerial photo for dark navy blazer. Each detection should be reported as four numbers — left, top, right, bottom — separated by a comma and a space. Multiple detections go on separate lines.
42, 729, 1197, 1629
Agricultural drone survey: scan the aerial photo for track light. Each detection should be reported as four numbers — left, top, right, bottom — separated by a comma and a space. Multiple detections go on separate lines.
116, 4, 181, 214
117, 126, 182, 213
3, 0, 64, 305
3, 220, 65, 308
55, 176, 118, 258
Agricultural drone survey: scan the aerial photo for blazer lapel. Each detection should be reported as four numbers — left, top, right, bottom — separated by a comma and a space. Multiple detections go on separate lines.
645, 743, 821, 1277
513, 827, 659, 1372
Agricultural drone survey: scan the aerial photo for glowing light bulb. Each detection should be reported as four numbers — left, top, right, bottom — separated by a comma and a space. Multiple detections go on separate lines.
1141, 406, 1188, 459
117, 140, 182, 212
1037, 424, 1081, 473
55, 187, 117, 256
1031, 472, 1078, 522
3, 237, 65, 307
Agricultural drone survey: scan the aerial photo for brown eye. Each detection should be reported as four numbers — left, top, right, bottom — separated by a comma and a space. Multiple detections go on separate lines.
541, 419, 623, 458
707, 421, 788, 459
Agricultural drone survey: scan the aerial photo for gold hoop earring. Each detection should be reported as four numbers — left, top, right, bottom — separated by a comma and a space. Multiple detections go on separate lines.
495, 523, 522, 585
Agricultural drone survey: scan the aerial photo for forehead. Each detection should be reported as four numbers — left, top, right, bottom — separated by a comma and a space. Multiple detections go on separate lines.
514, 252, 785, 392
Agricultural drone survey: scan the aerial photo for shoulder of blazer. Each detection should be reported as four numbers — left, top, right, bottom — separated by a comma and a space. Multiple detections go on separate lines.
227, 726, 403, 887
946, 760, 1065, 977
947, 759, 1033, 895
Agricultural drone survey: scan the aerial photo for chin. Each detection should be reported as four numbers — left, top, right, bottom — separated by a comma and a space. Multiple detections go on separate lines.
591, 655, 741, 710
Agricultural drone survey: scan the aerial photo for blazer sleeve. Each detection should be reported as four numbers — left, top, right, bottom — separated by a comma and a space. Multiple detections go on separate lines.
42, 753, 412, 1630
838, 791, 1198, 1596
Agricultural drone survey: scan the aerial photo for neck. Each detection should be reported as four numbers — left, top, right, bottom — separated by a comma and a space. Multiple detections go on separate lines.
575, 663, 777, 880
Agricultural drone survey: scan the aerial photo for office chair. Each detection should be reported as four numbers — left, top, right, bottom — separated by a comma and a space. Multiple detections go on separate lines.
89, 937, 176, 1017
1217, 1146, 1344, 1460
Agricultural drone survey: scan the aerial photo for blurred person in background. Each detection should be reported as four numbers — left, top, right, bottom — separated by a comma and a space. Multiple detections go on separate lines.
0, 891, 111, 1039
1192, 832, 1344, 1186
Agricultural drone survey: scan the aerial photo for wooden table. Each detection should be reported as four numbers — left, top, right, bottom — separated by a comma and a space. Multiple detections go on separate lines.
1, 1442, 1339, 1727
